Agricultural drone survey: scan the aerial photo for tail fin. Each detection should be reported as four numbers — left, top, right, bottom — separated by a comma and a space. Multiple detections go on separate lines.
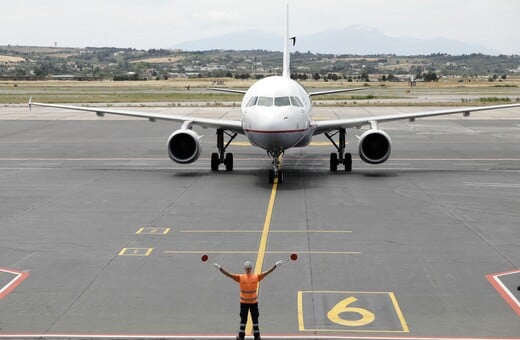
282, 1, 290, 78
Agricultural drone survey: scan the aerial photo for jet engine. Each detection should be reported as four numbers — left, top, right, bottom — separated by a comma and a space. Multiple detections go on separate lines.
358, 129, 392, 164
167, 129, 201, 164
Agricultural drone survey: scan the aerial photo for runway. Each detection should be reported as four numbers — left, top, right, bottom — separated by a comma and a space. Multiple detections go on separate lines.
0, 106, 519, 339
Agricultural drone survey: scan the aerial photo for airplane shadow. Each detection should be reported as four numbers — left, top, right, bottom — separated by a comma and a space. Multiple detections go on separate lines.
170, 167, 471, 191
87, 165, 494, 191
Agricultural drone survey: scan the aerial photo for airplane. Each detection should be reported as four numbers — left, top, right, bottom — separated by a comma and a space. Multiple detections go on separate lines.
29, 2, 520, 184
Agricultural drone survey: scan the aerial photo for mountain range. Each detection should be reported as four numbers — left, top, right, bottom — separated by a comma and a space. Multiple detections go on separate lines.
173, 25, 500, 55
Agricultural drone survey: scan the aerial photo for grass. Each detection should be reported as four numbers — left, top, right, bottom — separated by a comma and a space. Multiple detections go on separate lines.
0, 81, 243, 104
478, 97, 514, 103
1, 78, 519, 106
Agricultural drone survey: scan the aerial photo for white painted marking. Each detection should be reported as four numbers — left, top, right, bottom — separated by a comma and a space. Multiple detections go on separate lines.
0, 334, 517, 340
0, 270, 22, 295
493, 272, 520, 309
465, 182, 520, 188
103, 162, 151, 166
456, 163, 492, 167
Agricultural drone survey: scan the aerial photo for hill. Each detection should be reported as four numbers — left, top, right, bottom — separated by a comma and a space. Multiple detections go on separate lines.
174, 26, 500, 55
0, 45, 518, 81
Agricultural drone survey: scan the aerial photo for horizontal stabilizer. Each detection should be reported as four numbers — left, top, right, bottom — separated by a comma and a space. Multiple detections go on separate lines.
309, 87, 367, 97
208, 88, 247, 95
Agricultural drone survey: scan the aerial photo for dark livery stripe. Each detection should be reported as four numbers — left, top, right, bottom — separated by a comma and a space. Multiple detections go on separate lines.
245, 128, 308, 134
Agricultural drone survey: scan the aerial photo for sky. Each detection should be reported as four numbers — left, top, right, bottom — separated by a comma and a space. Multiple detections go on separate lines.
1, 0, 519, 54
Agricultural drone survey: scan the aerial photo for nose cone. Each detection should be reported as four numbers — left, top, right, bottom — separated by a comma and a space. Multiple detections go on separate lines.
244, 107, 308, 151
246, 107, 291, 130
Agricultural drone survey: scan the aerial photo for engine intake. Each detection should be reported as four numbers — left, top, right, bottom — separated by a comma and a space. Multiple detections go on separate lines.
358, 129, 392, 164
167, 129, 201, 164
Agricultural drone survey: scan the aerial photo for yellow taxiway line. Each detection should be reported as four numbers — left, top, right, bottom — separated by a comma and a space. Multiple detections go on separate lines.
245, 177, 279, 336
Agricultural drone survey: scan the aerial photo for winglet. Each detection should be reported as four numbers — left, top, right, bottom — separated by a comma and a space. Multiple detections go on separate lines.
28, 96, 32, 111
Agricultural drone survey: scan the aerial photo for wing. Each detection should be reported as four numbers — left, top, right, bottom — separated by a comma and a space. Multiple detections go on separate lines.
29, 99, 244, 134
313, 103, 520, 135
308, 87, 367, 97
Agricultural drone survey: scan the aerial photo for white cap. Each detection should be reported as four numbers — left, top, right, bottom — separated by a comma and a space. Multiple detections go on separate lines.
244, 261, 253, 269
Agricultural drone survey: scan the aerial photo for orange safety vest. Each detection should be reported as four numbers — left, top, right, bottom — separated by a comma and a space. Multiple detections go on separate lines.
232, 273, 266, 304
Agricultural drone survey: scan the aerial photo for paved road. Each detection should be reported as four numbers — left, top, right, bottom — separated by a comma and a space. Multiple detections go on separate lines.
0, 106, 518, 339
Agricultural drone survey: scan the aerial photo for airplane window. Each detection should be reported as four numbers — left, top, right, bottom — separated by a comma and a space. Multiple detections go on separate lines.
290, 96, 303, 107
275, 97, 291, 106
247, 96, 258, 107
257, 96, 274, 107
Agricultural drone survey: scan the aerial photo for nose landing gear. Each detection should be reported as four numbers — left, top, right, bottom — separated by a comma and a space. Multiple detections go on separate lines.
268, 151, 284, 184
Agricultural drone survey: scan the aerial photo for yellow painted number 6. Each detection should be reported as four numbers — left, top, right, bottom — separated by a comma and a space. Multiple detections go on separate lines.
327, 296, 376, 327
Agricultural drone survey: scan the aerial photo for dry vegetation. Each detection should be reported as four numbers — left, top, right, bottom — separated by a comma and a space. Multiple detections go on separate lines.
0, 55, 25, 63
1, 78, 519, 105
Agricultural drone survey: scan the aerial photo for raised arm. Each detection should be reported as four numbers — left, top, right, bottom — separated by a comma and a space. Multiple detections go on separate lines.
215, 264, 238, 281
261, 262, 280, 278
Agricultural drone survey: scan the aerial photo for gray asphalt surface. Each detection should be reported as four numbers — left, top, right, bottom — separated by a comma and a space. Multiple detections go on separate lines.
0, 106, 519, 339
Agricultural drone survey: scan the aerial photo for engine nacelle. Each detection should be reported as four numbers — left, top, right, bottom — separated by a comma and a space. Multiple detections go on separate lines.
358, 129, 392, 164
167, 129, 201, 164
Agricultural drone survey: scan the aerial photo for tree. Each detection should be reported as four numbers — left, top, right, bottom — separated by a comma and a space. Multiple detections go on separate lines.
423, 71, 438, 82
313, 73, 321, 81
234, 73, 251, 79
327, 73, 339, 81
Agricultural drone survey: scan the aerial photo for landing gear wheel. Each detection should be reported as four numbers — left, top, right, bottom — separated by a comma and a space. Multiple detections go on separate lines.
267, 150, 284, 184
211, 153, 219, 171
326, 128, 353, 173
277, 170, 284, 184
344, 153, 352, 172
330, 153, 338, 172
269, 170, 275, 184
212, 128, 237, 172
224, 153, 233, 171
268, 169, 283, 184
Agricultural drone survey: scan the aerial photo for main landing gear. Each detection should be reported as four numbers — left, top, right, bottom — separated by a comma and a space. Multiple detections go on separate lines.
211, 128, 237, 172
268, 151, 284, 184
325, 128, 352, 172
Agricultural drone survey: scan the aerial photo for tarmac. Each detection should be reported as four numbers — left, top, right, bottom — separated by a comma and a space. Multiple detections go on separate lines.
0, 105, 519, 340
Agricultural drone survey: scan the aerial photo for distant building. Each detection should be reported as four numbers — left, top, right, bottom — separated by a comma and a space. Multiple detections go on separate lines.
51, 75, 75, 80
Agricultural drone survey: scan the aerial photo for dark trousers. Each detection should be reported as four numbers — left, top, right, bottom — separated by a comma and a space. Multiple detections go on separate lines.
238, 302, 260, 340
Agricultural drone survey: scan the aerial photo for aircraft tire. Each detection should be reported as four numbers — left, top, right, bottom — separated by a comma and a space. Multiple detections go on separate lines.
344, 153, 352, 172
268, 170, 275, 184
225, 153, 233, 171
330, 153, 338, 172
211, 153, 220, 171
278, 170, 284, 184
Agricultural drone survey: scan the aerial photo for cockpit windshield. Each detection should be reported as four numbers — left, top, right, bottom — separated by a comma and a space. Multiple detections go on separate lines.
246, 96, 304, 108
290, 96, 303, 107
257, 97, 274, 107
274, 97, 291, 106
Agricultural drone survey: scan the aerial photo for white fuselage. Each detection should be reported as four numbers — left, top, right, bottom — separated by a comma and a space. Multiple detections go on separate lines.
241, 76, 314, 152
